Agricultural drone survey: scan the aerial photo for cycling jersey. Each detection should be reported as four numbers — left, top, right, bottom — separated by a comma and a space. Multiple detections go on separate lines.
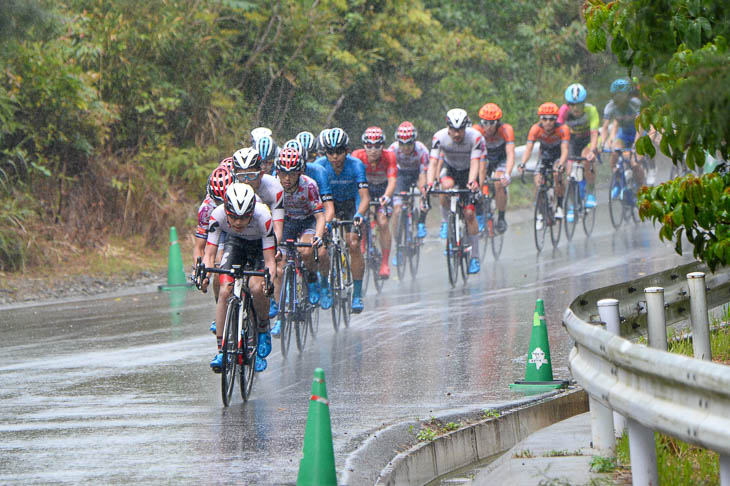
603, 98, 641, 132
527, 123, 570, 162
430, 127, 485, 171
351, 148, 398, 186
558, 103, 599, 139
315, 155, 368, 203
281, 174, 323, 220
195, 195, 218, 240
257, 174, 285, 222
206, 203, 276, 251
473, 123, 515, 164
387, 141, 429, 173
304, 162, 333, 202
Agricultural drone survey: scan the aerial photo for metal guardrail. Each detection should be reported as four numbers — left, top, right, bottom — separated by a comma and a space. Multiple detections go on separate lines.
563, 261, 730, 485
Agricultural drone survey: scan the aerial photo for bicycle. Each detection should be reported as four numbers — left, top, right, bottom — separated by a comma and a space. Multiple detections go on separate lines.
607, 148, 641, 228
361, 201, 387, 294
393, 186, 423, 279
563, 156, 596, 240
328, 219, 356, 331
277, 239, 319, 357
428, 188, 475, 287
194, 258, 271, 406
478, 177, 504, 260
520, 163, 563, 252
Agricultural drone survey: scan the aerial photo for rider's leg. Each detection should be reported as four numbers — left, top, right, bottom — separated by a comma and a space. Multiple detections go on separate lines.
377, 209, 391, 258
439, 176, 455, 238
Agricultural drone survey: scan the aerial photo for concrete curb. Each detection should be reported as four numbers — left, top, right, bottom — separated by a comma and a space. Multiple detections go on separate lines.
373, 388, 588, 486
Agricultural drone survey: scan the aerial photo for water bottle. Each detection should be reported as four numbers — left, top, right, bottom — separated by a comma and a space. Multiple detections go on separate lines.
547, 187, 554, 205
579, 179, 586, 200
575, 164, 584, 182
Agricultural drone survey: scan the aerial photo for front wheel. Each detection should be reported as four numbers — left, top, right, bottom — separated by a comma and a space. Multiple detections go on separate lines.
221, 299, 238, 407
329, 248, 341, 332
395, 211, 408, 280
608, 171, 624, 229
564, 181, 578, 241
279, 266, 295, 358
446, 213, 458, 286
458, 216, 469, 284
534, 190, 547, 252
341, 248, 353, 328
549, 191, 561, 248
583, 190, 596, 237
408, 209, 421, 279
239, 302, 257, 401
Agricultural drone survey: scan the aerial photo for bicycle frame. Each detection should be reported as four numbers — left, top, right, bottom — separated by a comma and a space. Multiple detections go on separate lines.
278, 239, 318, 356
428, 188, 474, 286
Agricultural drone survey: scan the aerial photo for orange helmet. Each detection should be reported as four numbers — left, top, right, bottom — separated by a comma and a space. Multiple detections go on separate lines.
537, 102, 559, 117
478, 103, 503, 121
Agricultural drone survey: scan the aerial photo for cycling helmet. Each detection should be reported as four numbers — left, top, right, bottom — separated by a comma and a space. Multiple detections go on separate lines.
232, 147, 262, 171
565, 83, 587, 104
207, 166, 233, 204
610, 78, 632, 94
323, 127, 349, 150
255, 135, 277, 161
445, 108, 470, 129
250, 127, 272, 144
283, 139, 303, 156
317, 128, 330, 154
218, 156, 234, 171
537, 102, 560, 116
296, 131, 316, 153
478, 103, 503, 121
361, 126, 385, 145
276, 147, 304, 173
395, 121, 418, 143
224, 182, 256, 217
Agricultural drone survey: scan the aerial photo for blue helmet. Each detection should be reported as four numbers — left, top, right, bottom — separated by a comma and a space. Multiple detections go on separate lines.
323, 127, 349, 151
255, 135, 277, 161
565, 83, 587, 104
610, 78, 632, 94
296, 131, 315, 153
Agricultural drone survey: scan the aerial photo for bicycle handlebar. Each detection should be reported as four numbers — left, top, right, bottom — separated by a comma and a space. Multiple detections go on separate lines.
279, 239, 320, 262
194, 257, 272, 294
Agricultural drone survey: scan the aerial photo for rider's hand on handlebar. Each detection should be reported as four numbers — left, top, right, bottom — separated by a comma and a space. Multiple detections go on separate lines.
518, 163, 525, 173
200, 276, 210, 293
467, 179, 479, 192
500, 173, 511, 186
312, 235, 323, 248
379, 195, 391, 206
353, 212, 363, 225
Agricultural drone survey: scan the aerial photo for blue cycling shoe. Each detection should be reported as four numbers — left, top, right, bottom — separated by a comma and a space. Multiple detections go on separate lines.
476, 215, 485, 232
320, 286, 332, 310
566, 209, 575, 223
210, 353, 222, 373
440, 222, 448, 239
467, 258, 481, 274
352, 296, 364, 314
209, 320, 216, 334
270, 320, 281, 337
308, 281, 320, 305
417, 223, 427, 238
585, 194, 597, 208
269, 298, 278, 319
257, 331, 271, 358
610, 186, 620, 199
255, 356, 267, 372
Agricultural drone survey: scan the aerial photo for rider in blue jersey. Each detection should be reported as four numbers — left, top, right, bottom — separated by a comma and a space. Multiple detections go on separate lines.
315, 128, 369, 313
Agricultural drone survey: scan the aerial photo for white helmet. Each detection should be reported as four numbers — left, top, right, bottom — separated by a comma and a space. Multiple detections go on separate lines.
224, 183, 256, 217
250, 127, 272, 144
232, 147, 262, 171
283, 139, 303, 156
446, 108, 470, 129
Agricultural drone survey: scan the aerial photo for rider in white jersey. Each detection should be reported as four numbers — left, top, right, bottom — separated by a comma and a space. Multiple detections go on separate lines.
426, 108, 484, 275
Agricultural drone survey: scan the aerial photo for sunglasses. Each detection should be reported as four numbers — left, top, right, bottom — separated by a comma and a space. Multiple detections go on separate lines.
235, 171, 261, 182
364, 143, 383, 149
540, 116, 557, 122
398, 140, 414, 145
480, 119, 499, 126
226, 211, 252, 221
326, 148, 346, 155
568, 102, 585, 108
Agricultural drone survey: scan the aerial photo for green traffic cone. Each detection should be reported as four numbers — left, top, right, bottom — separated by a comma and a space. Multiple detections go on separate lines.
510, 299, 568, 392
167, 226, 187, 287
297, 368, 337, 486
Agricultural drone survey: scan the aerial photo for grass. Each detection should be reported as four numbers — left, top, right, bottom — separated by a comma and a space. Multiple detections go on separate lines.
413, 418, 463, 442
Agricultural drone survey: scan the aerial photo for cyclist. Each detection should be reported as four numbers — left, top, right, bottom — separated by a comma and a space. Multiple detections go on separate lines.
600, 78, 645, 187
315, 127, 369, 313
255, 135, 279, 176
199, 183, 277, 373
250, 126, 272, 145
558, 84, 599, 215
426, 108, 484, 275
270, 148, 325, 335
351, 126, 397, 278
519, 102, 570, 228
474, 103, 514, 234
388, 121, 430, 247
316, 128, 330, 158
296, 131, 317, 163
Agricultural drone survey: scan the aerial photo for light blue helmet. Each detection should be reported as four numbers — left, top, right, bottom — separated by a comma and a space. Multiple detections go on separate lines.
255, 135, 277, 161
610, 78, 631, 94
565, 83, 587, 104
296, 131, 315, 153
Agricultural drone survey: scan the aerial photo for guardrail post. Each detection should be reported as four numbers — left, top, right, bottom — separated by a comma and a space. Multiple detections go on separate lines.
687, 272, 712, 361
721, 455, 730, 486
597, 298, 625, 438
644, 287, 668, 351
627, 418, 658, 486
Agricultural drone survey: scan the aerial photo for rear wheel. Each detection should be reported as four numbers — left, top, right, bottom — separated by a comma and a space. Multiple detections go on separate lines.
608, 171, 624, 229
221, 299, 238, 407
446, 213, 458, 286
564, 182, 578, 241
534, 191, 547, 252
239, 302, 257, 401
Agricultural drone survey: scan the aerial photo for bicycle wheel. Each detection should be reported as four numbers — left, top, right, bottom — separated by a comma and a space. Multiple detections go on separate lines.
408, 208, 421, 278
549, 192, 561, 248
446, 213, 459, 286
310, 301, 319, 337
479, 199, 490, 260
279, 266, 295, 358
608, 171, 624, 229
458, 216, 469, 284
395, 211, 408, 280
329, 249, 341, 331
372, 243, 385, 293
564, 182, 578, 241
294, 272, 308, 352
534, 190, 547, 252
583, 190, 596, 237
220, 298, 238, 407
239, 301, 257, 401
627, 185, 641, 224
341, 248, 353, 327
361, 226, 370, 296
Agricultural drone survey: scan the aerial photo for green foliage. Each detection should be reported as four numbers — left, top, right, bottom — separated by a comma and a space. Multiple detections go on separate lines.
482, 408, 501, 419
416, 427, 437, 441
589, 455, 616, 473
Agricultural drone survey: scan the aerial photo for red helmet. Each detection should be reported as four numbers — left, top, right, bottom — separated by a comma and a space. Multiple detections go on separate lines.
275, 147, 304, 173
478, 103, 503, 121
207, 166, 233, 204
218, 157, 234, 172
395, 121, 418, 143
361, 126, 385, 145
537, 102, 560, 117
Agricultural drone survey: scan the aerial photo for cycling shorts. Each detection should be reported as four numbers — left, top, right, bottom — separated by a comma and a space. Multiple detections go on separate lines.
617, 127, 636, 148
368, 182, 393, 217
333, 199, 357, 222
219, 235, 265, 278
439, 165, 470, 189
569, 135, 591, 158
282, 216, 316, 249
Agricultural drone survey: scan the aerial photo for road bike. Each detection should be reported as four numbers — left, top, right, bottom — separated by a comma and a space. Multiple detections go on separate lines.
607, 148, 641, 228
563, 156, 596, 240
428, 188, 475, 287
328, 219, 355, 331
521, 163, 563, 252
194, 258, 271, 406
362, 201, 387, 294
277, 239, 319, 357
478, 177, 504, 260
393, 186, 423, 279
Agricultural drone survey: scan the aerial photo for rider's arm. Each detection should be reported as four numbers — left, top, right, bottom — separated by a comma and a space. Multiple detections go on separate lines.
383, 153, 398, 199
557, 125, 570, 168
273, 220, 283, 247
521, 141, 535, 166
313, 210, 325, 239
263, 247, 277, 282
468, 157, 480, 189
599, 119, 611, 150
357, 187, 370, 216
193, 237, 206, 268
426, 156, 439, 186
323, 200, 335, 223
503, 124, 516, 177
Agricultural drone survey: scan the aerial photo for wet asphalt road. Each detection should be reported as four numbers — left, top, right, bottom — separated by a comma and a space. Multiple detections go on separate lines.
0, 202, 690, 485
